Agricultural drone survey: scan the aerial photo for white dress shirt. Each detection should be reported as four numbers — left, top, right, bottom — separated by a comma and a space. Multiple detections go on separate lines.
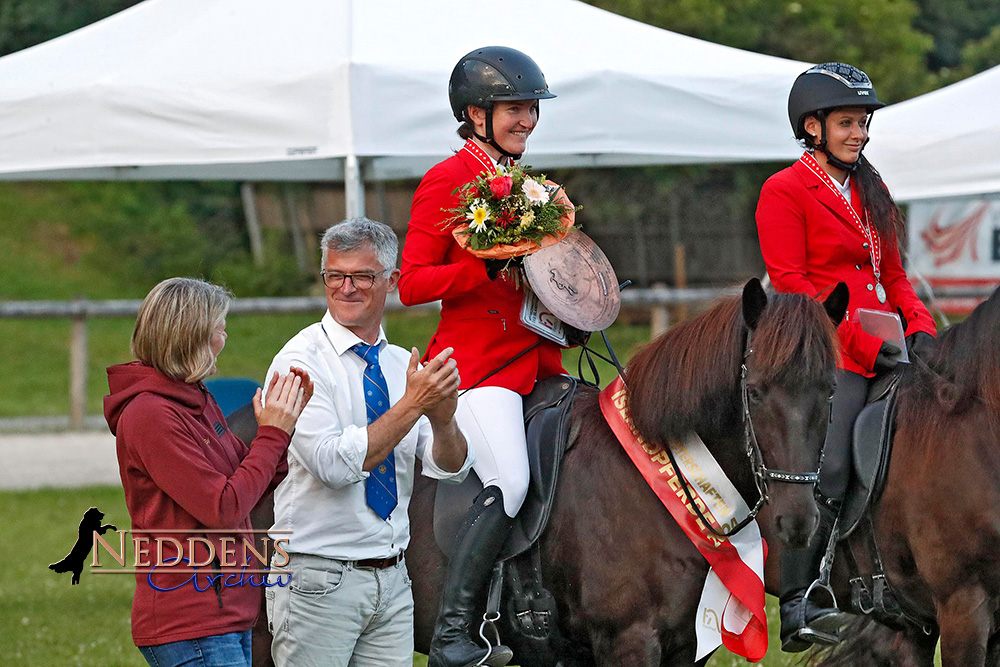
266, 311, 474, 560
836, 174, 852, 203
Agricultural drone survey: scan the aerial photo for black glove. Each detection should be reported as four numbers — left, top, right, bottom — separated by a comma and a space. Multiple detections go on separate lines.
873, 341, 903, 374
484, 257, 522, 280
905, 331, 937, 360
896, 307, 909, 332
564, 324, 591, 347
483, 259, 505, 280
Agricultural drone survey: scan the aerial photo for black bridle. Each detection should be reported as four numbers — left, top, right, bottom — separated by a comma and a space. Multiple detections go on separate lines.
666, 328, 824, 539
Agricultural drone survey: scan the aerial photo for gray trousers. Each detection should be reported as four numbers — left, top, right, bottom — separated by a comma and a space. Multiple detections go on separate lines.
266, 553, 414, 667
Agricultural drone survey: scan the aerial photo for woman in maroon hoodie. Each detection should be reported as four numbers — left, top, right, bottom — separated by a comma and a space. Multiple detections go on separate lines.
105, 277, 312, 667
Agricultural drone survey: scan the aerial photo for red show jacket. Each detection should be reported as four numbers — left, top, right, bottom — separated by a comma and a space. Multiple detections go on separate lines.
756, 156, 936, 376
399, 141, 565, 395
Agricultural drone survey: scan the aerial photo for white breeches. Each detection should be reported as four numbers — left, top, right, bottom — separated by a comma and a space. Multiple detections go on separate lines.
456, 386, 529, 518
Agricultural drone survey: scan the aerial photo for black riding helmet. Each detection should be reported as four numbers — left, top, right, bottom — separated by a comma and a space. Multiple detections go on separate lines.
449, 46, 556, 160
787, 62, 885, 172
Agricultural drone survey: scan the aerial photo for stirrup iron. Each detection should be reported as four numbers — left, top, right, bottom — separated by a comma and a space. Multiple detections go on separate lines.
474, 561, 507, 667
798, 516, 849, 643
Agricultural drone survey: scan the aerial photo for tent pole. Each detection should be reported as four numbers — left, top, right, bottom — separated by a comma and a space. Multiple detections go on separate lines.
282, 184, 309, 273
345, 155, 365, 218
240, 182, 265, 266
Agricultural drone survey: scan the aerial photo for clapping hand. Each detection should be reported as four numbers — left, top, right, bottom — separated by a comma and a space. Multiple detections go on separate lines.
254, 367, 314, 434
405, 347, 460, 423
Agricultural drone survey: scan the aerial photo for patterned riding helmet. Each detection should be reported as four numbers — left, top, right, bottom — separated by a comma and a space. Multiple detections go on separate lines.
448, 46, 556, 123
787, 62, 885, 140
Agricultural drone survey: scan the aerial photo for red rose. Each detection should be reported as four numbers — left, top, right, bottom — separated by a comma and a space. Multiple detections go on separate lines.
489, 175, 513, 199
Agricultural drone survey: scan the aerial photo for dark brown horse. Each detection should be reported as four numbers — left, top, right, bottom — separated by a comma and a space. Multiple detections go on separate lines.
795, 283, 1000, 667
407, 279, 846, 666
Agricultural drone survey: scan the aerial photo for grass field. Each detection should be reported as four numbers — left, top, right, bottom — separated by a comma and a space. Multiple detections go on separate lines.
3, 486, 811, 666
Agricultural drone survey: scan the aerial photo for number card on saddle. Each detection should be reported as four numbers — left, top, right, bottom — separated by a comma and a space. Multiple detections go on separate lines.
433, 375, 582, 561
838, 366, 904, 539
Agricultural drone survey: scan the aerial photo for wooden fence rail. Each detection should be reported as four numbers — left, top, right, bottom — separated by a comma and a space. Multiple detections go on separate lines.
1, 284, 990, 428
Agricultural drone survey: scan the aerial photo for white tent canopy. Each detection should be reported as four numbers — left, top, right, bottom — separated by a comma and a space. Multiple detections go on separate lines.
866, 65, 1000, 202
0, 0, 809, 188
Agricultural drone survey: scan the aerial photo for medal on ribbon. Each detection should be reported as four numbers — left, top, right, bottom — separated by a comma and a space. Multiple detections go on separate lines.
800, 153, 886, 303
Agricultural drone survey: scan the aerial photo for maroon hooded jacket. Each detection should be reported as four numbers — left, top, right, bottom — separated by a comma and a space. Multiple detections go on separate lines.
104, 361, 289, 646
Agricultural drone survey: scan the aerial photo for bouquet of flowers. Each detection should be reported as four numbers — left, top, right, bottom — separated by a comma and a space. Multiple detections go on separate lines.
447, 163, 579, 260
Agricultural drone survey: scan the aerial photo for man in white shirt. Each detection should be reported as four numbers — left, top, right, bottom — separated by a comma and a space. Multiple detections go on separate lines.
265, 217, 474, 667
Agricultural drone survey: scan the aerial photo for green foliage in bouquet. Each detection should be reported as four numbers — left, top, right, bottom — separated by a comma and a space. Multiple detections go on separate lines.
446, 163, 579, 252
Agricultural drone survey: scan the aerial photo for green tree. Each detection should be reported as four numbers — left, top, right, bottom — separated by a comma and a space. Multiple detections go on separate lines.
0, 0, 141, 57
950, 24, 1000, 78
584, 0, 935, 102
913, 0, 1000, 71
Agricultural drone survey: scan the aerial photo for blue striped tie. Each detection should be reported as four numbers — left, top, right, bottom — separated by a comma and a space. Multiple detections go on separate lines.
351, 342, 397, 520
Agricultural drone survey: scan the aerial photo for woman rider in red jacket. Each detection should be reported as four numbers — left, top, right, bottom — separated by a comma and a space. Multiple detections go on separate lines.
756, 62, 937, 652
399, 47, 564, 667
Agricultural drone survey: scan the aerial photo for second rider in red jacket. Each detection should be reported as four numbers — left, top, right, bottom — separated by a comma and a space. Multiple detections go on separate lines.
756, 62, 936, 653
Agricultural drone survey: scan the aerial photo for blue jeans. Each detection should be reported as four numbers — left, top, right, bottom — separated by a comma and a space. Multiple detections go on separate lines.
138, 629, 252, 667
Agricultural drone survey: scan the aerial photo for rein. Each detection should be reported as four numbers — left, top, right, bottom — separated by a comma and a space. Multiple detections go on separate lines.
457, 341, 542, 397
669, 328, 823, 539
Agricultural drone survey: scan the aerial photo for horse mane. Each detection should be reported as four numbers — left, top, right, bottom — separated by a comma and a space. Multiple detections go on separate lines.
625, 290, 838, 445
902, 285, 1000, 428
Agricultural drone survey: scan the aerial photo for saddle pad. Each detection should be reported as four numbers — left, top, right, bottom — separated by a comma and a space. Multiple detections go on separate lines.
433, 376, 583, 561
839, 381, 900, 539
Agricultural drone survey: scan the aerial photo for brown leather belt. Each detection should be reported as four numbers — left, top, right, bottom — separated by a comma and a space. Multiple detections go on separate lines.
355, 553, 403, 569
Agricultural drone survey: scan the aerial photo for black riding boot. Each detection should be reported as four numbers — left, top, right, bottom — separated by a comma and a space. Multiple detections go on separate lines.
779, 504, 851, 652
428, 486, 515, 667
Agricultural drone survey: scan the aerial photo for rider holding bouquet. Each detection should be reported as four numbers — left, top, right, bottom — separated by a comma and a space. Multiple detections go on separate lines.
399, 46, 568, 667
755, 62, 937, 652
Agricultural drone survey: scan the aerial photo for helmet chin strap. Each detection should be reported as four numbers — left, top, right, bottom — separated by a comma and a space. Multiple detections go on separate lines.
471, 106, 523, 161
813, 110, 872, 174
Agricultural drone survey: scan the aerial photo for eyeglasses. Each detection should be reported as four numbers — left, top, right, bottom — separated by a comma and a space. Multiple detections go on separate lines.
320, 270, 388, 290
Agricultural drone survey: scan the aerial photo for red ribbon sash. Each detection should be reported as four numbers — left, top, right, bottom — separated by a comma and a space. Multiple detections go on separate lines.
599, 376, 768, 661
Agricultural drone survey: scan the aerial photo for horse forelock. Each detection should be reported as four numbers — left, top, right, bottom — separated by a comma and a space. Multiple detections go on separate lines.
624, 291, 838, 446
751, 293, 839, 389
625, 296, 745, 444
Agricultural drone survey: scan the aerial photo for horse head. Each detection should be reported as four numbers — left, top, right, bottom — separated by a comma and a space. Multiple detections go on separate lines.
625, 279, 845, 550
740, 279, 846, 548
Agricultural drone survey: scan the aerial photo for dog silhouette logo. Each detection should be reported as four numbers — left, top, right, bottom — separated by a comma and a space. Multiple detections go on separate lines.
49, 507, 117, 585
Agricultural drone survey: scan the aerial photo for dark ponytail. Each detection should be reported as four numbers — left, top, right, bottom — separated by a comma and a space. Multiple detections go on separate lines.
456, 120, 475, 140
855, 154, 905, 245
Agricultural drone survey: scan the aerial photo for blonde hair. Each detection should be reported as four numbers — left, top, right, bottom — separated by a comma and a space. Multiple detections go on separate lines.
131, 278, 232, 383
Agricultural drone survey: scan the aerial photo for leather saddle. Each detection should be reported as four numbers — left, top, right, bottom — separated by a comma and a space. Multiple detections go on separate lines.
834, 365, 938, 633
838, 366, 903, 539
433, 375, 582, 561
